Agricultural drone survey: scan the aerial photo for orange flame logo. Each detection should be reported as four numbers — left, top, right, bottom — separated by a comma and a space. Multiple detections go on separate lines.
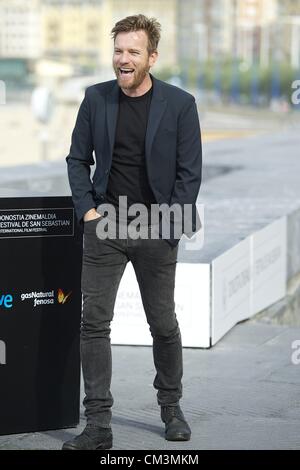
57, 289, 72, 304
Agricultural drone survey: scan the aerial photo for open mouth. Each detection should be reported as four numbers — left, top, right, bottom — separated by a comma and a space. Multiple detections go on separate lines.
119, 68, 134, 77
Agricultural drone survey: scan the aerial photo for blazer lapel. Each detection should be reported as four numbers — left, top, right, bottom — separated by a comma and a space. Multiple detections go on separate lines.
106, 81, 119, 158
145, 74, 167, 161
105, 74, 166, 161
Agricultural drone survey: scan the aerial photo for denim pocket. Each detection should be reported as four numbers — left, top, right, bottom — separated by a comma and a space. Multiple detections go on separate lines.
84, 218, 99, 224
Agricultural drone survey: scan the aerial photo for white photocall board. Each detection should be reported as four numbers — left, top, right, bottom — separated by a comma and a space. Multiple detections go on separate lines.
111, 215, 287, 349
251, 216, 287, 315
111, 262, 211, 348
212, 237, 251, 345
212, 216, 287, 345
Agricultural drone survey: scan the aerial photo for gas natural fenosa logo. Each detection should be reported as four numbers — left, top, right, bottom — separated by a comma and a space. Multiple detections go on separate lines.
57, 289, 72, 304
21, 290, 54, 307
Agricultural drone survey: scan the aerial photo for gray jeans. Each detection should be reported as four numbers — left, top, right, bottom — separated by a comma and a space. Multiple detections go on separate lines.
81, 219, 183, 427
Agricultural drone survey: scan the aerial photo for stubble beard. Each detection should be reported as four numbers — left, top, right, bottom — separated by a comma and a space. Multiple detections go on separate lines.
114, 63, 150, 91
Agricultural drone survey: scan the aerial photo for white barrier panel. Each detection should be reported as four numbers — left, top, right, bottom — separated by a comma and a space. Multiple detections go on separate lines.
111, 262, 211, 348
251, 216, 287, 315
174, 263, 210, 348
111, 215, 287, 349
212, 238, 251, 345
212, 216, 287, 345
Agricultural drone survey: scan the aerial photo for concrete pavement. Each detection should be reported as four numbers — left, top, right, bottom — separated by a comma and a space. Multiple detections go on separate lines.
0, 317, 299, 450
1, 116, 300, 450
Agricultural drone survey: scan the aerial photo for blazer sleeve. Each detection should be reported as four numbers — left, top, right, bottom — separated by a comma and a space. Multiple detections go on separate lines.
168, 96, 202, 236
66, 89, 96, 224
171, 95, 202, 205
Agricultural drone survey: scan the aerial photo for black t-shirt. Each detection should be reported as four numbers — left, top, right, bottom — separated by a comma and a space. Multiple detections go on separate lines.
105, 85, 156, 224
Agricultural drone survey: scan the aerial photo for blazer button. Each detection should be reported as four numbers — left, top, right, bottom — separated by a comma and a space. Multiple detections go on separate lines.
105, 169, 109, 175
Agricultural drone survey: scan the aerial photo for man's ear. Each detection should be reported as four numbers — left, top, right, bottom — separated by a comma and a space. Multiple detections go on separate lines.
149, 50, 158, 67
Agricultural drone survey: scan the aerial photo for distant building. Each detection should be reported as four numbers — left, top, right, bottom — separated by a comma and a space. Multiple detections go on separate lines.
177, 0, 227, 63
276, 0, 300, 68
177, 0, 300, 69
41, 0, 177, 72
234, 0, 300, 68
41, 0, 104, 68
235, 0, 277, 66
1, 0, 299, 78
0, 0, 41, 59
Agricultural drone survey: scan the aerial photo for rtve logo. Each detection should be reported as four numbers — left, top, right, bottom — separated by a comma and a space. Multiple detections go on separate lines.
0, 293, 13, 309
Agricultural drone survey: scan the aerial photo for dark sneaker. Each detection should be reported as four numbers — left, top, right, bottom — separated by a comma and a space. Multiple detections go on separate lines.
62, 424, 113, 450
161, 405, 191, 441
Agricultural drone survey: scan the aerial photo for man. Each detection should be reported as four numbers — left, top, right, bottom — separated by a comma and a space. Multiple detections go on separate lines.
63, 14, 202, 450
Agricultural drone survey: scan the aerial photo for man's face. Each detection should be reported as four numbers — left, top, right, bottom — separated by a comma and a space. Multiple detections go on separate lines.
113, 30, 157, 90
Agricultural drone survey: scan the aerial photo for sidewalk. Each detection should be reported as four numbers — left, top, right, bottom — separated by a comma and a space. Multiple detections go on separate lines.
0, 318, 299, 450
1, 121, 300, 450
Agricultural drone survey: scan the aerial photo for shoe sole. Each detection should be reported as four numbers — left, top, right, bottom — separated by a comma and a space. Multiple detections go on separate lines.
96, 438, 113, 450
62, 438, 113, 450
165, 433, 191, 441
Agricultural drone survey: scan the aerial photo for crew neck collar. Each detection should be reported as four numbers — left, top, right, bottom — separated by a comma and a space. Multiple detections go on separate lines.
119, 75, 153, 100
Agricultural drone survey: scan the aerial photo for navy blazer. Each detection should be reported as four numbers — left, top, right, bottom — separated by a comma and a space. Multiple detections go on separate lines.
66, 73, 202, 246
